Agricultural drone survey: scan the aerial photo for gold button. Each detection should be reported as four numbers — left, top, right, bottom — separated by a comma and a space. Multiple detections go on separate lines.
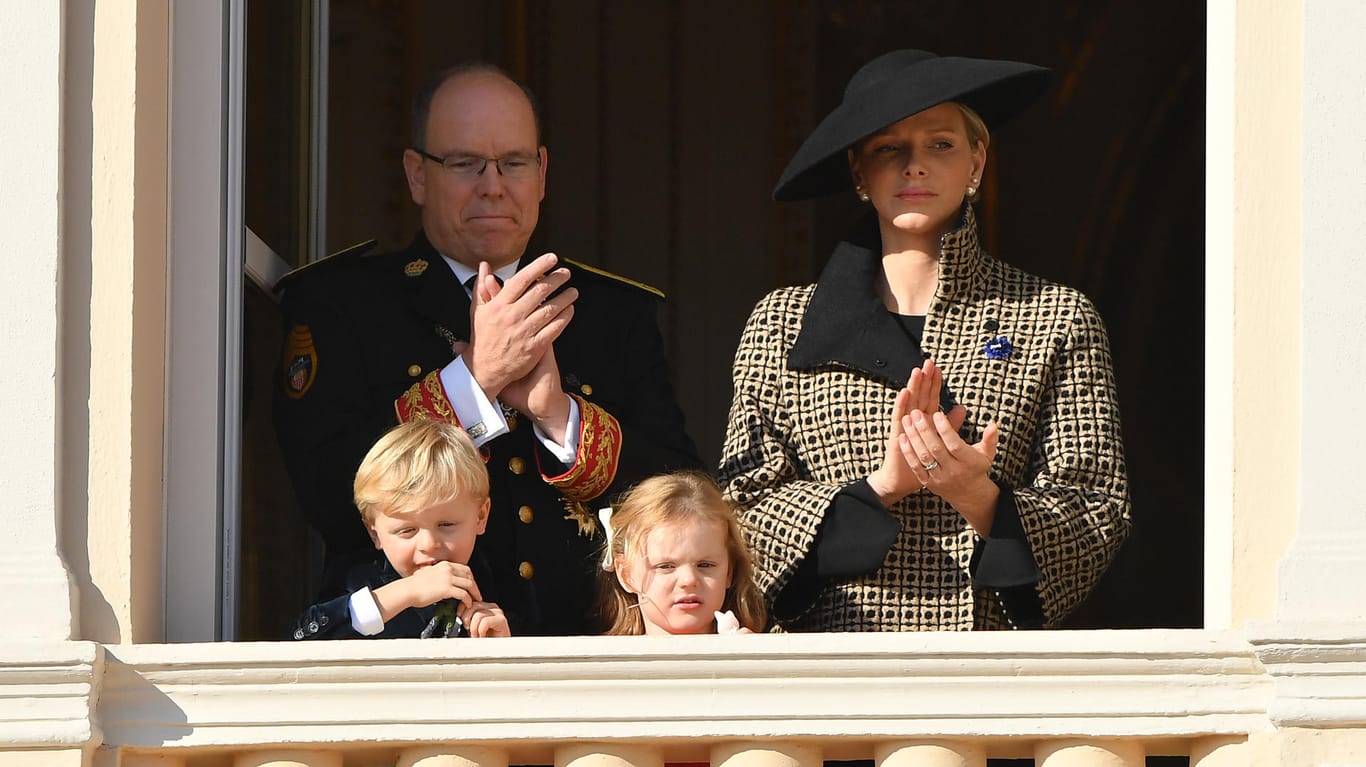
407, 364, 422, 377
518, 505, 534, 524
508, 457, 526, 475
580, 384, 593, 396
518, 561, 534, 580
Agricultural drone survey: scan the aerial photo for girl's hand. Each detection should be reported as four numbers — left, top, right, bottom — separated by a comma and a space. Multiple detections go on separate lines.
900, 409, 1001, 534
462, 601, 511, 637
714, 610, 741, 635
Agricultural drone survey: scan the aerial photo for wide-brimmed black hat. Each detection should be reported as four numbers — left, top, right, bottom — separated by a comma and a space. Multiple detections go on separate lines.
773, 49, 1052, 201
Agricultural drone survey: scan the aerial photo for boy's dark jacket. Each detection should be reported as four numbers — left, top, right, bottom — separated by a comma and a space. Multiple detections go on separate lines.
290, 550, 499, 640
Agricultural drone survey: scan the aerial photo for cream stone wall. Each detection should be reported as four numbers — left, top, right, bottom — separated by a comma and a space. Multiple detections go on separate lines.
0, 0, 76, 643
1207, 0, 1304, 629
1283, 0, 1366, 624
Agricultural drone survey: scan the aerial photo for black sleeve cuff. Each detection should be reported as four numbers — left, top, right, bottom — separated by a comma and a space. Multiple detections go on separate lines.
771, 480, 901, 621
815, 480, 902, 578
969, 481, 1046, 628
969, 480, 1042, 588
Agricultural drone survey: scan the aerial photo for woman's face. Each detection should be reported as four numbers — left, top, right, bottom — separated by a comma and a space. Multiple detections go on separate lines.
848, 102, 986, 245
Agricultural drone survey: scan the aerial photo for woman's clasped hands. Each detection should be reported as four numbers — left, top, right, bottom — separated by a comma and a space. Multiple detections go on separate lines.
868, 359, 1001, 535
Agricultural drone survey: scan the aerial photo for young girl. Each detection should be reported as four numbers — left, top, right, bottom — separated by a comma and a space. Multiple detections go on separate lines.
599, 472, 766, 635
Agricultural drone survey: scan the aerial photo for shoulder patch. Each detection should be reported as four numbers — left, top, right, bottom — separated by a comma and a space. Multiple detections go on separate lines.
282, 324, 318, 399
404, 258, 429, 277
561, 257, 665, 300
274, 239, 379, 295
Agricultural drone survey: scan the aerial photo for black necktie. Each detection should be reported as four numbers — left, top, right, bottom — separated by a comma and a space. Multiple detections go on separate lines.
464, 274, 503, 293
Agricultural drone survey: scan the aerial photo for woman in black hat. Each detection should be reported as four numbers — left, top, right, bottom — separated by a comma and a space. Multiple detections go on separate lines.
718, 50, 1130, 632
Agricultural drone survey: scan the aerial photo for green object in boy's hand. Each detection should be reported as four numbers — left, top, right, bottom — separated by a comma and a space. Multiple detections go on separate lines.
420, 599, 465, 638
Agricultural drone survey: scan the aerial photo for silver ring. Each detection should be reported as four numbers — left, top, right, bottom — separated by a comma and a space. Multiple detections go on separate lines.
922, 460, 940, 472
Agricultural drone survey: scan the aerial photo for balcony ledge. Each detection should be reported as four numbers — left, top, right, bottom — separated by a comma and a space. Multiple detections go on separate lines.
13, 627, 1366, 761
92, 630, 1269, 757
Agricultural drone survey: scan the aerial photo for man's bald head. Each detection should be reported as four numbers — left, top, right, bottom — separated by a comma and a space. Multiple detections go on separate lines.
410, 63, 542, 151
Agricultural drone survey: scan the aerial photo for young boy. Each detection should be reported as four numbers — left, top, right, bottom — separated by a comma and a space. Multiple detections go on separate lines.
291, 419, 510, 639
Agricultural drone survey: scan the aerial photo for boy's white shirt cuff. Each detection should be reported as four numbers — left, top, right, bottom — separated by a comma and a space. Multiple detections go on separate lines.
350, 586, 385, 636
439, 356, 508, 447
532, 394, 581, 465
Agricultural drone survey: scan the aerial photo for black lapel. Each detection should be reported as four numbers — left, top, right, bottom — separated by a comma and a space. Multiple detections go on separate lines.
404, 232, 472, 342
787, 231, 957, 411
788, 240, 925, 388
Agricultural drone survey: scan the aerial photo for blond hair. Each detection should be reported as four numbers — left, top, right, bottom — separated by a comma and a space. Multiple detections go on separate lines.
599, 472, 767, 635
353, 420, 489, 523
956, 102, 991, 149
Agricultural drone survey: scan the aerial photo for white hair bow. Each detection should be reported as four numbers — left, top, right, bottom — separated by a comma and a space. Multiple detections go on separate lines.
598, 507, 616, 571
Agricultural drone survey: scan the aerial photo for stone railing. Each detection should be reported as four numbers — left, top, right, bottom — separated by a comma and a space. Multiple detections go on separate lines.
7, 627, 1366, 766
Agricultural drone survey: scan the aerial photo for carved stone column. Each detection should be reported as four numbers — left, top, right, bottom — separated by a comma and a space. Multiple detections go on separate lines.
401, 746, 510, 767
1189, 736, 1248, 766
557, 743, 663, 767
711, 743, 821, 767
234, 752, 342, 767
877, 740, 985, 767
1034, 739, 1143, 767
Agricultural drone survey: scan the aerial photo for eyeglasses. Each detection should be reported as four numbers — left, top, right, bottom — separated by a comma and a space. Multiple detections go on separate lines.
414, 149, 541, 180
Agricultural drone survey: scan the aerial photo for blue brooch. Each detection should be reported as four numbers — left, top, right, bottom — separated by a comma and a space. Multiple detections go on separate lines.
984, 335, 1013, 360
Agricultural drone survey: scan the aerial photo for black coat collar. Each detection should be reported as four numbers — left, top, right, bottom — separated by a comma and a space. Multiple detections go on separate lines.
788, 207, 983, 407
402, 232, 474, 342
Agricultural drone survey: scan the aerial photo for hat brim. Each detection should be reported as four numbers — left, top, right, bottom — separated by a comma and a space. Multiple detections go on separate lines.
773, 56, 1052, 201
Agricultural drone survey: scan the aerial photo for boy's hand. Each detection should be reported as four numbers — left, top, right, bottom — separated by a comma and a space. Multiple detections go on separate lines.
461, 601, 511, 637
373, 561, 483, 622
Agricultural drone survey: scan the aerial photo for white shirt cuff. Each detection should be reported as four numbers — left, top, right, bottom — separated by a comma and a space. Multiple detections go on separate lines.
532, 395, 580, 466
349, 586, 385, 636
439, 356, 508, 447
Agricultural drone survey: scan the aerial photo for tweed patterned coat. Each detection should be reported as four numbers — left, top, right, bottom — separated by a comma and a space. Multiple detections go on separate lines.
719, 206, 1130, 631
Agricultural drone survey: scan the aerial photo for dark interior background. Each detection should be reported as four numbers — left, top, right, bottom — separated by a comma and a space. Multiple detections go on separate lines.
241, 0, 1205, 638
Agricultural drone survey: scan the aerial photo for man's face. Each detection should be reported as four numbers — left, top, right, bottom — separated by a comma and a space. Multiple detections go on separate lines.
403, 72, 547, 270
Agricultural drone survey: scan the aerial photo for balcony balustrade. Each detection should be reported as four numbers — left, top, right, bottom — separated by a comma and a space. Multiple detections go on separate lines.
16, 628, 1354, 767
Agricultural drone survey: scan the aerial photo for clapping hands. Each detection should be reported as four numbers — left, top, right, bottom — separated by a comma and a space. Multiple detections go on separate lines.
463, 254, 576, 442
867, 359, 1001, 533
868, 359, 966, 505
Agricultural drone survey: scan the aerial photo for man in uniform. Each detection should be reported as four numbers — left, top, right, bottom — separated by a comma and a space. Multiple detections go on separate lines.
273, 63, 701, 636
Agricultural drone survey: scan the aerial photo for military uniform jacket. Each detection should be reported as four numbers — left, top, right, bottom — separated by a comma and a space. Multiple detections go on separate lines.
274, 232, 701, 635
718, 206, 1131, 631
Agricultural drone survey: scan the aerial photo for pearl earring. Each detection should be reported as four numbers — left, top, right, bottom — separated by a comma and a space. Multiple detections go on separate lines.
966, 186, 977, 198
855, 186, 870, 203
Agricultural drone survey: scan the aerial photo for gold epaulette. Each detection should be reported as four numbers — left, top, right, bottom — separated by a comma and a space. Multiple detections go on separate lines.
274, 239, 379, 294
561, 257, 665, 300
